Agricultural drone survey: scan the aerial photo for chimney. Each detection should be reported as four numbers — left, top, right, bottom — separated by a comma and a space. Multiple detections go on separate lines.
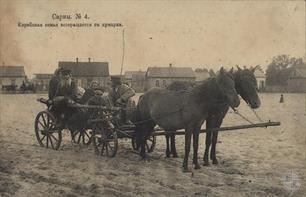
88, 58, 91, 62
169, 63, 172, 68
76, 57, 79, 62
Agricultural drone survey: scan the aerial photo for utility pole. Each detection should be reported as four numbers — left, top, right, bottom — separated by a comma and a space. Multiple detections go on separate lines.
120, 29, 125, 76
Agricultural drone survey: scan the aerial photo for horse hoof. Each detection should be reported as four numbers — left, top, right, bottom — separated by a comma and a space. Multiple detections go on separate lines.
194, 164, 201, 170
203, 161, 210, 166
166, 154, 171, 158
212, 159, 219, 165
172, 153, 179, 158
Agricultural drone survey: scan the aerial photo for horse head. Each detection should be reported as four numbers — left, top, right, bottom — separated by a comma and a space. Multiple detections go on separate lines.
234, 65, 261, 109
216, 67, 240, 108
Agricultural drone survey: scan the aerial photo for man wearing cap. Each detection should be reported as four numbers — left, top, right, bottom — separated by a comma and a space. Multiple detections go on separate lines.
54, 69, 77, 100
110, 75, 135, 125
51, 69, 78, 125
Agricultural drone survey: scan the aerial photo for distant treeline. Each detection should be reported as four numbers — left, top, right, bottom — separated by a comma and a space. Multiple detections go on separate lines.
266, 55, 305, 86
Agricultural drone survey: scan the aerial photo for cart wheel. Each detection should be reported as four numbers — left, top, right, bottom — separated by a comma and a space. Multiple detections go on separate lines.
34, 111, 62, 150
71, 130, 82, 144
71, 129, 93, 145
82, 129, 93, 145
132, 135, 156, 153
93, 123, 118, 158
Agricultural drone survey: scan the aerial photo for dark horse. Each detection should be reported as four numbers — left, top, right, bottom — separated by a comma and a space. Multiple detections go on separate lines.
134, 68, 240, 172
165, 81, 195, 158
163, 66, 261, 165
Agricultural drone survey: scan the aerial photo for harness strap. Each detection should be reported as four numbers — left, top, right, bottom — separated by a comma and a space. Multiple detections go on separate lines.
231, 107, 254, 124
251, 109, 263, 122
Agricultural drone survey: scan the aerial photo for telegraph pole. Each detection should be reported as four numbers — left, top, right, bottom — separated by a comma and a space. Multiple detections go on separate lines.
120, 29, 125, 76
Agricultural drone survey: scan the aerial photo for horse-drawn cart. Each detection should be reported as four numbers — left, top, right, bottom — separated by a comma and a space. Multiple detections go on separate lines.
34, 97, 280, 158
34, 98, 156, 157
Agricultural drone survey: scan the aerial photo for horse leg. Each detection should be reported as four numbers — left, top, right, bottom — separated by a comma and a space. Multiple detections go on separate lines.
210, 118, 223, 165
170, 133, 178, 158
183, 129, 192, 172
192, 128, 201, 169
211, 131, 219, 165
203, 131, 212, 166
165, 133, 171, 158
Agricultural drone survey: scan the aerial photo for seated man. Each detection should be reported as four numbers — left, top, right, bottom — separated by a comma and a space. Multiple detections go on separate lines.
50, 69, 78, 126
78, 80, 99, 104
109, 76, 135, 125
68, 87, 114, 134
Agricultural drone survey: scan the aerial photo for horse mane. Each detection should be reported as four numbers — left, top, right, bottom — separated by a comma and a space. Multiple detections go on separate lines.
167, 81, 195, 91
190, 77, 223, 103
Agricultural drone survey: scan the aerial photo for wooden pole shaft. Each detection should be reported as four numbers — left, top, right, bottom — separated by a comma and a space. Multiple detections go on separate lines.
152, 121, 281, 136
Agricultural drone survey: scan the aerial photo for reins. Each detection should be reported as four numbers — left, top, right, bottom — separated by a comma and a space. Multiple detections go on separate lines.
231, 106, 263, 125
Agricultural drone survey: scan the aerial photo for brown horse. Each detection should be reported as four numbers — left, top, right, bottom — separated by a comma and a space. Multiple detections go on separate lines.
134, 68, 240, 172
203, 66, 260, 165
163, 66, 261, 166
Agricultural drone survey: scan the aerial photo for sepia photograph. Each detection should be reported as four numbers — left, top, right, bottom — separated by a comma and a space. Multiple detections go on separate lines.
0, 0, 305, 196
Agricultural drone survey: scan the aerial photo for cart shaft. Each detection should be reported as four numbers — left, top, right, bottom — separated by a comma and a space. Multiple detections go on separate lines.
152, 121, 281, 136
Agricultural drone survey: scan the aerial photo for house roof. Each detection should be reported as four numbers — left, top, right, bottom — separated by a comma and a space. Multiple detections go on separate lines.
146, 67, 195, 78
194, 70, 210, 82
58, 61, 109, 77
0, 66, 26, 77
34, 73, 53, 79
290, 64, 306, 78
124, 71, 146, 79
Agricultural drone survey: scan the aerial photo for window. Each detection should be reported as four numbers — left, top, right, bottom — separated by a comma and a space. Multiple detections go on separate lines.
155, 80, 160, 87
163, 80, 167, 87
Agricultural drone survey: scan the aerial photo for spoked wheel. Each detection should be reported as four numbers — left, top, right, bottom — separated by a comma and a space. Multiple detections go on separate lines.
93, 123, 118, 158
34, 111, 62, 150
132, 134, 156, 153
71, 129, 93, 145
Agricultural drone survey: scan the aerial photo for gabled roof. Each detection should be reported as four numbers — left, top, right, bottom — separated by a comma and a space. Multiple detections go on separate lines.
146, 67, 195, 78
0, 66, 26, 77
58, 61, 109, 77
124, 71, 146, 79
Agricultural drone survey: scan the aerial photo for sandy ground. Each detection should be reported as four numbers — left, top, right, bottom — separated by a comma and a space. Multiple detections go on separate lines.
0, 93, 305, 197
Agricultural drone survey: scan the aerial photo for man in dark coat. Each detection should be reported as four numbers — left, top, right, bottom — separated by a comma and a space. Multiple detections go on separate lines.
51, 69, 78, 125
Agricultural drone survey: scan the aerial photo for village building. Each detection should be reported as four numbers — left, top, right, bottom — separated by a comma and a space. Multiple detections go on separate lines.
131, 71, 146, 92
58, 58, 110, 88
33, 73, 53, 91
145, 64, 195, 90
124, 70, 146, 92
124, 71, 138, 87
194, 68, 210, 84
253, 66, 266, 92
287, 63, 306, 93
0, 65, 26, 90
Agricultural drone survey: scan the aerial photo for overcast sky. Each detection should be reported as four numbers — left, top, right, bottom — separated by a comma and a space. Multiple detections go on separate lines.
0, 0, 305, 77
